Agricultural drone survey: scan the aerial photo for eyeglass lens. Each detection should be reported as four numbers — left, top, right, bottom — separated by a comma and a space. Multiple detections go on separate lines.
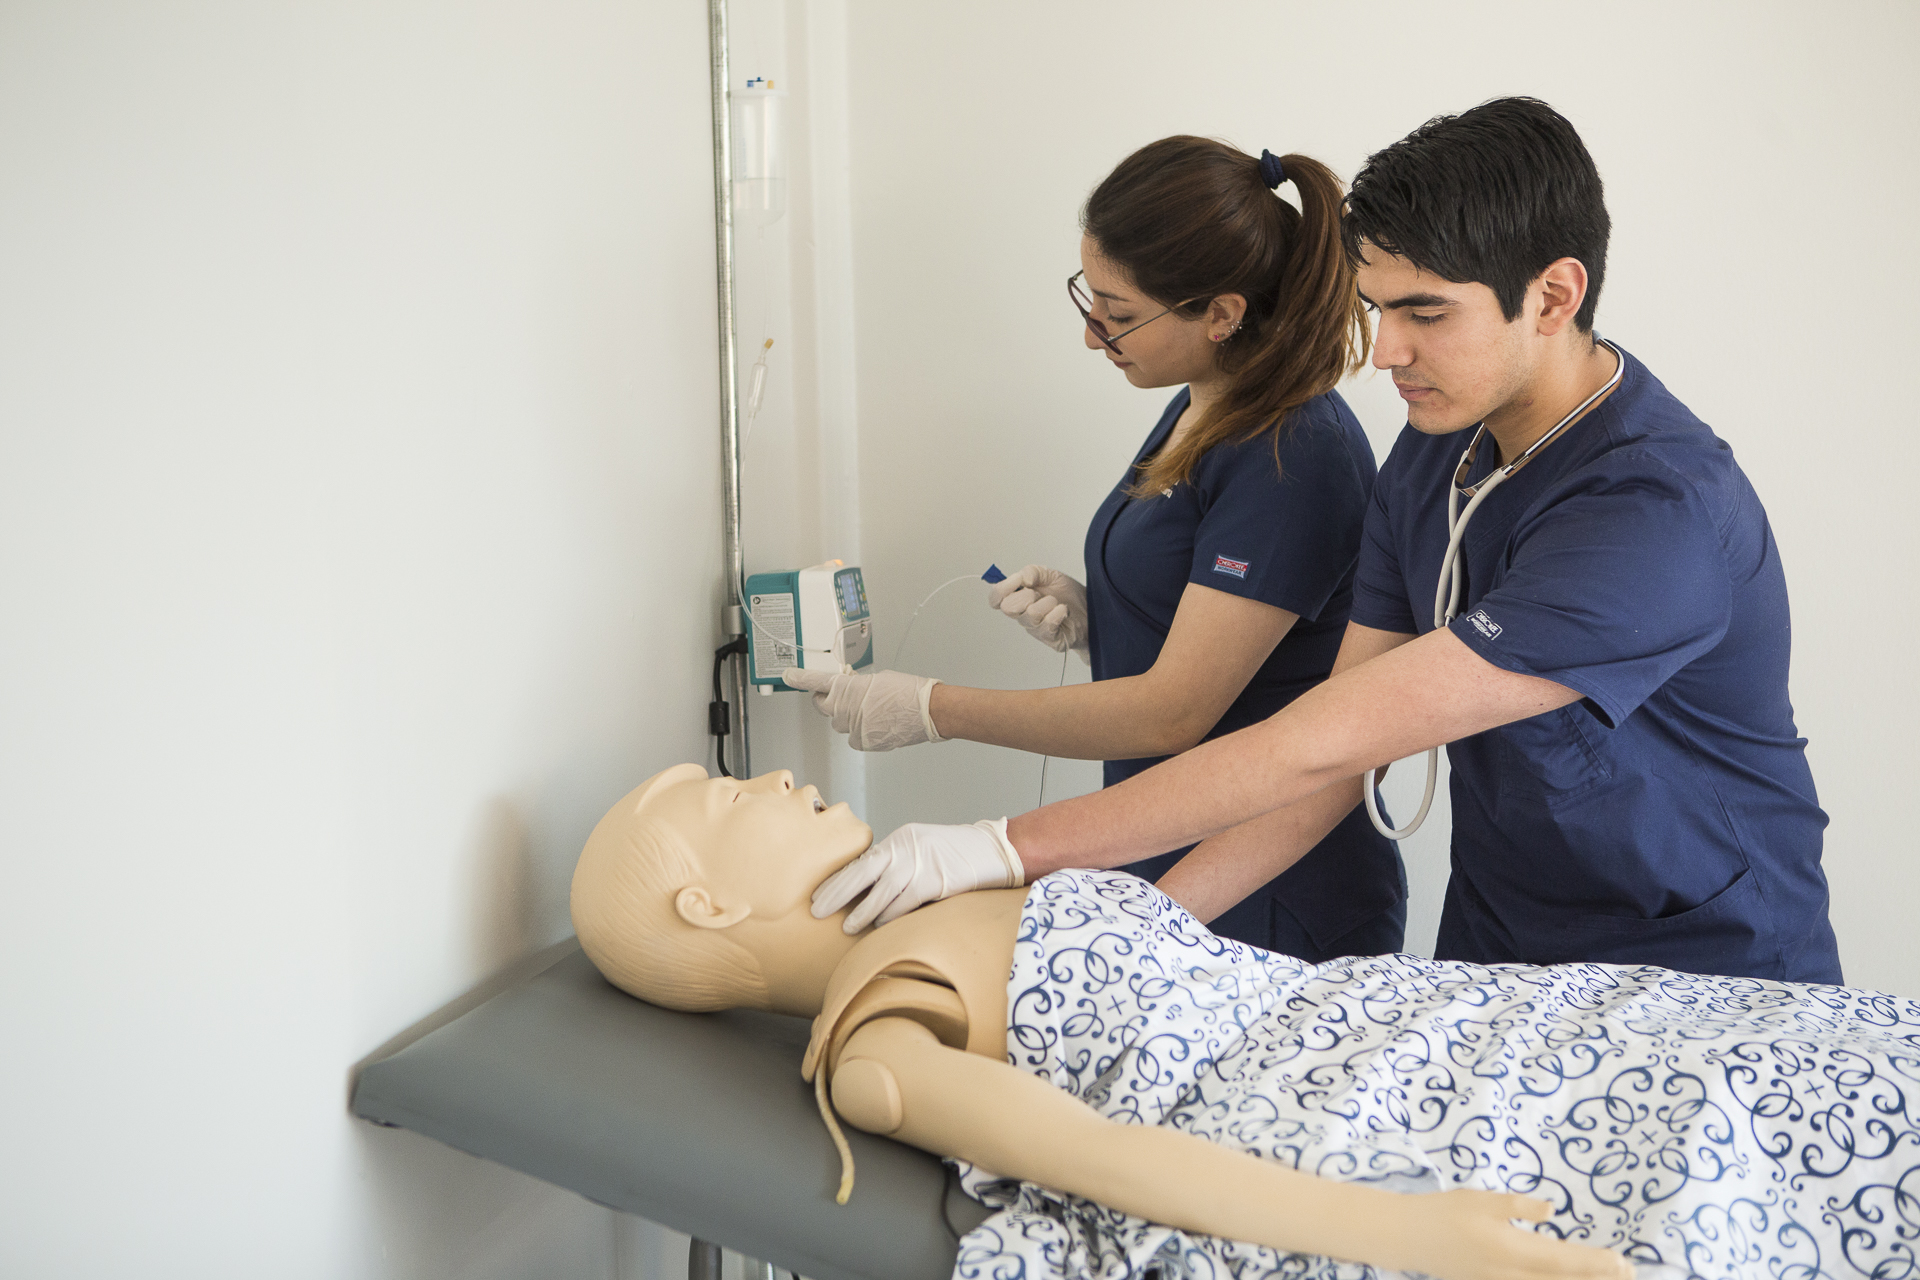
1068, 273, 1119, 351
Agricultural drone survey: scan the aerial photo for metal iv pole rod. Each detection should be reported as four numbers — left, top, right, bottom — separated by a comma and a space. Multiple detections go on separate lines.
709, 0, 749, 779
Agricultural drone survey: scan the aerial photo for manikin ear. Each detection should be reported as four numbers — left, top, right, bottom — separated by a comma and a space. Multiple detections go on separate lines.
1204, 292, 1249, 341
1532, 258, 1590, 338
675, 885, 751, 931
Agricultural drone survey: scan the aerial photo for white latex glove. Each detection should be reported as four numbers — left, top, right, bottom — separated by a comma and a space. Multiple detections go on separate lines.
986, 564, 1090, 663
811, 818, 1025, 934
782, 667, 945, 752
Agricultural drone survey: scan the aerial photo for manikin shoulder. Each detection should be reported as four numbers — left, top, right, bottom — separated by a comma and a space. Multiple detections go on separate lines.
876, 886, 1026, 995
803, 887, 1025, 1079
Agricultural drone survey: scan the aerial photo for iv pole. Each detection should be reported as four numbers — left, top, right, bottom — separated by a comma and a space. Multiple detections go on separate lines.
709, 0, 749, 778
696, 18, 800, 1274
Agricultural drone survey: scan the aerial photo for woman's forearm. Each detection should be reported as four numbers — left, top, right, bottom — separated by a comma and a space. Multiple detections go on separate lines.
929, 676, 1214, 760
928, 582, 1296, 761
1153, 780, 1363, 923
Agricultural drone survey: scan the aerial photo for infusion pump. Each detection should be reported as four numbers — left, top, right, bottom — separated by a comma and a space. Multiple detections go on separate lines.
744, 560, 873, 692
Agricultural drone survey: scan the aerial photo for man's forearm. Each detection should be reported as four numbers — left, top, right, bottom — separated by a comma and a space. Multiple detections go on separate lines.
1007, 705, 1342, 877
1006, 627, 1580, 878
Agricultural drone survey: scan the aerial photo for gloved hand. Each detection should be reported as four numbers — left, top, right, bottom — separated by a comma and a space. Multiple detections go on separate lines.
986, 564, 1090, 662
782, 667, 945, 752
811, 818, 1025, 933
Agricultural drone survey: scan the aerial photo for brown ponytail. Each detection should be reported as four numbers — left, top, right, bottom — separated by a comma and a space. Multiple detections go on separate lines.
1081, 137, 1370, 497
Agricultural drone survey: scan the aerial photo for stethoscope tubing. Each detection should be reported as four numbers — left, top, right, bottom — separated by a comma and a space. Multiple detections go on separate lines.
1362, 340, 1624, 842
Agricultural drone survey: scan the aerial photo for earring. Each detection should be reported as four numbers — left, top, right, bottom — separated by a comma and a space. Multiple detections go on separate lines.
1212, 321, 1242, 343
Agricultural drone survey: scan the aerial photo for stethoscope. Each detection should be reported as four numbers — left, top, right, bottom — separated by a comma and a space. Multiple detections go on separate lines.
1363, 339, 1624, 841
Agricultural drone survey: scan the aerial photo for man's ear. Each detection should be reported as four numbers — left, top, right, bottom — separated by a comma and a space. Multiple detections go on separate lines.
675, 885, 751, 931
1533, 257, 1590, 337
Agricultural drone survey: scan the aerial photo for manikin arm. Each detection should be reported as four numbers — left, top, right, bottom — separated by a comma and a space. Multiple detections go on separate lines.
832, 1017, 1626, 1280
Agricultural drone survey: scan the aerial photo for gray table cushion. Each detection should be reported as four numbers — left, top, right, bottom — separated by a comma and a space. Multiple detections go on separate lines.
351, 944, 991, 1280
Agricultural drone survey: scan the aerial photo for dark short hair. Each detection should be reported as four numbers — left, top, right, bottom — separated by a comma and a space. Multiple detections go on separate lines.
1343, 98, 1609, 331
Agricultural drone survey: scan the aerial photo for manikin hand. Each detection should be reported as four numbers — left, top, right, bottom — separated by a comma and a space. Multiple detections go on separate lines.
1389, 1189, 1633, 1280
783, 668, 944, 752
811, 819, 1025, 933
986, 564, 1090, 663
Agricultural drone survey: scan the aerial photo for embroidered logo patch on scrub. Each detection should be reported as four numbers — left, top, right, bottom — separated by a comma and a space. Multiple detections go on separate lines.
1465, 609, 1503, 639
1213, 555, 1249, 579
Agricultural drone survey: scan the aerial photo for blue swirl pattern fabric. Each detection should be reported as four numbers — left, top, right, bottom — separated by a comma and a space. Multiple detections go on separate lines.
953, 870, 1920, 1280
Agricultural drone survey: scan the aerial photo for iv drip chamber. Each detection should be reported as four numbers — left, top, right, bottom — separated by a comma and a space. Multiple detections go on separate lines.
731, 80, 788, 227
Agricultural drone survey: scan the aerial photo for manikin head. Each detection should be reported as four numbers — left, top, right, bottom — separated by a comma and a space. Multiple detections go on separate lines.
1343, 97, 1611, 437
569, 765, 871, 1014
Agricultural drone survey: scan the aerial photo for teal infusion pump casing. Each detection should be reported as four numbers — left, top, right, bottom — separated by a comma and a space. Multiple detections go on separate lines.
745, 560, 873, 691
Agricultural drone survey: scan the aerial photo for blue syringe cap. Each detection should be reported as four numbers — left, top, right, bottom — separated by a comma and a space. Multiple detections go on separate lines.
981, 564, 1006, 584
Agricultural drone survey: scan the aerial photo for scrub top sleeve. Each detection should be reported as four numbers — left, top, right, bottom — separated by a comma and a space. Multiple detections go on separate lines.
1186, 421, 1368, 622
1448, 460, 1733, 729
1349, 478, 1419, 635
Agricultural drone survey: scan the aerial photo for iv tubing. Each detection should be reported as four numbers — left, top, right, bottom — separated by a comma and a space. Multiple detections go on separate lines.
743, 600, 836, 657
1035, 647, 1072, 808
888, 573, 980, 669
741, 339, 774, 445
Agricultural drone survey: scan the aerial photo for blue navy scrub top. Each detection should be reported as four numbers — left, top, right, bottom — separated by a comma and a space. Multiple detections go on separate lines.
1350, 345, 1838, 983
1086, 388, 1405, 960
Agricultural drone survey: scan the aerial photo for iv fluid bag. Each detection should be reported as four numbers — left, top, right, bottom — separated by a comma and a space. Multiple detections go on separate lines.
731, 86, 787, 227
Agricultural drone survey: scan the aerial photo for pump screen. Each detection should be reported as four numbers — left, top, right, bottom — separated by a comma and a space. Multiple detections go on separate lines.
837, 573, 861, 618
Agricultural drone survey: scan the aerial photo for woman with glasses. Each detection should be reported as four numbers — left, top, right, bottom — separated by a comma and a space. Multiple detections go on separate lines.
789, 136, 1402, 961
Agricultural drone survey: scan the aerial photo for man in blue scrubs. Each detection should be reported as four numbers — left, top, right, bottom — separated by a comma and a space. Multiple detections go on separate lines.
821, 98, 1839, 984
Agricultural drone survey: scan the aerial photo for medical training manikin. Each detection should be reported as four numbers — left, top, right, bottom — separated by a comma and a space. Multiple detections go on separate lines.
571, 766, 1920, 1280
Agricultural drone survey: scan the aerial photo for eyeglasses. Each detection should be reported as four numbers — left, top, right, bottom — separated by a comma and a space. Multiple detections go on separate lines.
1068, 270, 1180, 356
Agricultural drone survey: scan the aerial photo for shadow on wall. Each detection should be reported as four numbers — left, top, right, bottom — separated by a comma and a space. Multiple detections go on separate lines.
352, 1122, 615, 1280
347, 794, 616, 1277
469, 798, 538, 972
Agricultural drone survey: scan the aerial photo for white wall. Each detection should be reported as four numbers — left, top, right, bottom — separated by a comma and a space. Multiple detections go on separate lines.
0, 1, 723, 1273
3, 2, 1915, 1274
838, 1, 1920, 994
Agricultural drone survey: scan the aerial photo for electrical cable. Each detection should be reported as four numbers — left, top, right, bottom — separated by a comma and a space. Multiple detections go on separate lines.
710, 637, 748, 777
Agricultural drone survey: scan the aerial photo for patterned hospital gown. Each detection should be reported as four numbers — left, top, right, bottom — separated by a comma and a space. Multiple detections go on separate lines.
952, 870, 1920, 1280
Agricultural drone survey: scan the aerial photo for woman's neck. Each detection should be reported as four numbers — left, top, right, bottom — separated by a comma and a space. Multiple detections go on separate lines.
1171, 373, 1229, 449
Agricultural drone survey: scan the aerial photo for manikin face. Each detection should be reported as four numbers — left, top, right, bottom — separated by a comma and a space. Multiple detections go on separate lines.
1355, 241, 1535, 436
1077, 235, 1225, 392
645, 769, 871, 925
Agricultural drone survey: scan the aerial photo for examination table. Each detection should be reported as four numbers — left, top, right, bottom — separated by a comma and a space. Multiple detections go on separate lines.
350, 941, 990, 1280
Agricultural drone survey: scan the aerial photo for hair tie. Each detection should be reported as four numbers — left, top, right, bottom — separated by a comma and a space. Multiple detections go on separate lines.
1258, 149, 1287, 189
